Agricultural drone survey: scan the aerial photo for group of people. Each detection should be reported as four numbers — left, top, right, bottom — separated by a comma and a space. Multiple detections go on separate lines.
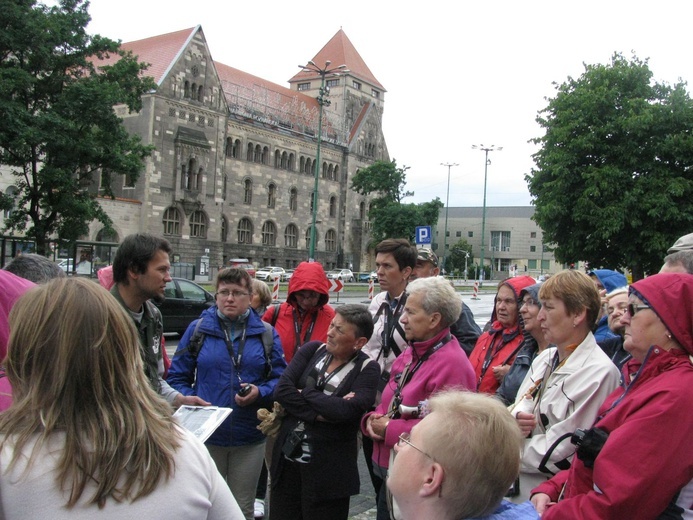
0, 231, 691, 520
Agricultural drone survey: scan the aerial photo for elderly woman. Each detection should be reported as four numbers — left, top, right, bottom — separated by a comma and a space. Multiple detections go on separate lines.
510, 270, 620, 501
270, 304, 380, 520
362, 276, 476, 520
0, 278, 242, 518
168, 268, 286, 520
531, 273, 693, 519
251, 278, 272, 316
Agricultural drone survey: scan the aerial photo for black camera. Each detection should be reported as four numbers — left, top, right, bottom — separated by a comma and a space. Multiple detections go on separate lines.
237, 384, 252, 397
571, 427, 609, 468
282, 428, 304, 458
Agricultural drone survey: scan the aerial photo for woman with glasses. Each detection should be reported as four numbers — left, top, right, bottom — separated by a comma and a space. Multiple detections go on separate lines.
510, 270, 620, 502
168, 268, 286, 520
531, 273, 693, 519
270, 304, 380, 520
0, 277, 243, 519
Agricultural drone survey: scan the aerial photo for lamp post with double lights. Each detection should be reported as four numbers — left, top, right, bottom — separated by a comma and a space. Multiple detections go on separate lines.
297, 60, 348, 261
472, 144, 502, 282
440, 162, 458, 274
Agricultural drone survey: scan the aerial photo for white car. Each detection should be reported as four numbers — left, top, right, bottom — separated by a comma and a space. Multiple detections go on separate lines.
255, 266, 285, 281
327, 269, 355, 283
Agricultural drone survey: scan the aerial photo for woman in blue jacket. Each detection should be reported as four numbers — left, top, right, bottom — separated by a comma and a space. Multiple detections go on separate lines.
168, 268, 286, 520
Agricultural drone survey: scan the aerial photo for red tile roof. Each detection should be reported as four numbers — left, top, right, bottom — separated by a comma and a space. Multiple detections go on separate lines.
289, 29, 385, 91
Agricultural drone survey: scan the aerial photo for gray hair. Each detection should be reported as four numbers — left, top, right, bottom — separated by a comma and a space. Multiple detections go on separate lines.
663, 250, 693, 274
3, 254, 66, 284
406, 277, 462, 328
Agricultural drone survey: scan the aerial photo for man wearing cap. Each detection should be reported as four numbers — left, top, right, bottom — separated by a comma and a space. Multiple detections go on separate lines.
667, 232, 693, 254
588, 269, 628, 343
660, 250, 693, 274
409, 248, 481, 356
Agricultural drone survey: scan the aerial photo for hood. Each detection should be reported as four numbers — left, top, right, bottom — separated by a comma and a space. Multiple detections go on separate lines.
630, 273, 693, 354
287, 261, 330, 307
589, 269, 628, 293
0, 271, 36, 359
519, 282, 542, 306
490, 275, 536, 325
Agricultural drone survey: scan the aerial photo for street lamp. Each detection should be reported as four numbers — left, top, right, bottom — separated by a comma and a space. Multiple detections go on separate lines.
297, 60, 349, 261
472, 144, 502, 282
440, 162, 458, 274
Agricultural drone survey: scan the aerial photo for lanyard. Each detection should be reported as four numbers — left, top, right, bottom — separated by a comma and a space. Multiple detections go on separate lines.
477, 333, 505, 390
374, 294, 407, 360
292, 308, 318, 355
220, 318, 248, 369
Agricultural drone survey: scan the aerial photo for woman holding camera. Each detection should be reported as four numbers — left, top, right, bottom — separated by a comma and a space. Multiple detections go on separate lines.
510, 270, 620, 501
168, 268, 286, 520
531, 273, 693, 519
0, 278, 243, 518
270, 305, 380, 520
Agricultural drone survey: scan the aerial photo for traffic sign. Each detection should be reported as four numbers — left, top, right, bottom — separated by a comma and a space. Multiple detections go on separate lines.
328, 279, 344, 292
416, 226, 431, 245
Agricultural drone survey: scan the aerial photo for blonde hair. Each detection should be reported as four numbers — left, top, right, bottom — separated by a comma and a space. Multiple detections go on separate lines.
425, 390, 522, 518
539, 269, 601, 327
0, 278, 181, 508
251, 279, 272, 309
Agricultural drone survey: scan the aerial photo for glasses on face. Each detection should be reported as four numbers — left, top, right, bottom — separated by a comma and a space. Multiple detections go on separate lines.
216, 290, 249, 299
397, 432, 435, 461
294, 291, 319, 300
627, 303, 650, 317
521, 297, 538, 308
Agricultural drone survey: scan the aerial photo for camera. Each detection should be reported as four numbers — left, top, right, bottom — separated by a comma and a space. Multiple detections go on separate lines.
398, 400, 429, 419
571, 427, 609, 468
282, 428, 304, 458
237, 384, 252, 397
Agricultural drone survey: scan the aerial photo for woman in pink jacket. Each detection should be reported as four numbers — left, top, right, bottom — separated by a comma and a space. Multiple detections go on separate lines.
361, 276, 476, 520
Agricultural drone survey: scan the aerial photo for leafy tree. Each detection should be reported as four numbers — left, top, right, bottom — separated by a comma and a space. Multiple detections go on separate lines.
0, 0, 156, 254
447, 239, 474, 274
526, 53, 693, 280
351, 159, 443, 244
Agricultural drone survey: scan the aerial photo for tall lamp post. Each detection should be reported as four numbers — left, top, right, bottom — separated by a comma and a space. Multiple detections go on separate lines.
440, 162, 458, 274
472, 144, 502, 282
298, 60, 348, 261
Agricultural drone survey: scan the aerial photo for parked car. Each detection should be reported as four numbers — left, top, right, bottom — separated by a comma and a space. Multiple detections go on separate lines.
327, 268, 355, 283
281, 269, 295, 282
155, 277, 215, 335
228, 258, 256, 277
358, 271, 378, 282
255, 266, 285, 281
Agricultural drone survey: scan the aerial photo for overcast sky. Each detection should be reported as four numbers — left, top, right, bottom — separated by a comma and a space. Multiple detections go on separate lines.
85, 0, 693, 208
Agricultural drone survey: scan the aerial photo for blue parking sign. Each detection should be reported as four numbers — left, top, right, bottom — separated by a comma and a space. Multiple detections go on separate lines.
416, 226, 431, 245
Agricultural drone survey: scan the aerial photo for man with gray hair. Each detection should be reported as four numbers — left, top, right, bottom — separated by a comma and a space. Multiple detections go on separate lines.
667, 232, 693, 254
660, 250, 693, 274
3, 253, 65, 284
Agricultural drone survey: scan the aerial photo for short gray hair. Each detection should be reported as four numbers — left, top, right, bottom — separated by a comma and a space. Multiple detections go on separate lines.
3, 254, 66, 284
406, 277, 461, 328
663, 250, 693, 274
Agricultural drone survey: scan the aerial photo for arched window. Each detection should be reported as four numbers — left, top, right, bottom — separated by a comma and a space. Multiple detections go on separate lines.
183, 158, 197, 190
191, 83, 197, 98
359, 201, 366, 219
305, 158, 313, 175
274, 150, 281, 168
329, 196, 337, 218
244, 179, 252, 204
334, 165, 340, 181
197, 85, 203, 102
226, 137, 233, 157
221, 215, 228, 242
267, 183, 276, 208
309, 191, 315, 213
189, 211, 207, 238
300, 156, 306, 173
254, 145, 262, 163
232, 139, 240, 158
184, 81, 190, 98
328, 164, 334, 180
325, 229, 336, 252
262, 221, 276, 246
262, 146, 269, 165
238, 218, 253, 244
305, 227, 318, 250
289, 188, 297, 212
246, 142, 254, 161
284, 224, 298, 248
196, 167, 203, 191
281, 151, 288, 169
162, 207, 181, 236
222, 175, 227, 201
288, 153, 295, 171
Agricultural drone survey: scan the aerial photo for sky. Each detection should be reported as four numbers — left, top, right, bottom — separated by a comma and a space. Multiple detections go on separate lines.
84, 0, 693, 208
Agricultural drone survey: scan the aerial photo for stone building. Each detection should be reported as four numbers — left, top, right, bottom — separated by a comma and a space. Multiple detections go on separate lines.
1, 26, 388, 271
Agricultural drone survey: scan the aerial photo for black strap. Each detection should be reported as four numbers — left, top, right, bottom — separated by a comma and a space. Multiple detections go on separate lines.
373, 293, 407, 361
292, 308, 318, 355
219, 317, 248, 369
477, 333, 504, 390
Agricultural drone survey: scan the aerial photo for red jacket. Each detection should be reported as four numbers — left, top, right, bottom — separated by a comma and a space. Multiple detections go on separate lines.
468, 276, 535, 394
262, 261, 334, 363
533, 348, 693, 519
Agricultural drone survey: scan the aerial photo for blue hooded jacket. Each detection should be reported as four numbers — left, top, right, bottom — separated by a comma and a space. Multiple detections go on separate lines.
589, 269, 628, 343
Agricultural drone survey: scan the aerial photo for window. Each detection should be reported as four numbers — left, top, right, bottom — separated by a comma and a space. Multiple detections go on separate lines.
446, 231, 450, 237
195, 167, 203, 191
298, 82, 310, 91
232, 139, 240, 158
309, 192, 315, 213
238, 218, 253, 244
326, 79, 339, 88
184, 81, 190, 98
254, 145, 262, 163
221, 216, 228, 242
528, 259, 537, 269
468, 231, 473, 238
289, 188, 297, 212
182, 158, 197, 190
262, 221, 276, 246
267, 183, 276, 209
222, 175, 227, 201
285, 224, 298, 248
325, 229, 336, 252
541, 259, 551, 270
246, 142, 254, 161
530, 245, 536, 253
244, 179, 252, 204
306, 227, 317, 250
329, 196, 337, 218
359, 201, 366, 219
225, 137, 233, 157
352, 81, 362, 90
162, 207, 181, 236
530, 232, 537, 238
456, 231, 462, 237
371, 89, 380, 98
491, 231, 511, 251
189, 211, 207, 238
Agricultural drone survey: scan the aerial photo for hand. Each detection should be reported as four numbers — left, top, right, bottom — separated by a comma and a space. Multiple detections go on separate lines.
531, 493, 555, 515
492, 364, 511, 382
516, 411, 537, 437
343, 392, 355, 400
365, 413, 387, 441
370, 415, 390, 440
173, 394, 210, 408
234, 384, 260, 407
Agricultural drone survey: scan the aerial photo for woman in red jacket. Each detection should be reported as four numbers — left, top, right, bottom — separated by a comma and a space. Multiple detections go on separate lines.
531, 273, 693, 519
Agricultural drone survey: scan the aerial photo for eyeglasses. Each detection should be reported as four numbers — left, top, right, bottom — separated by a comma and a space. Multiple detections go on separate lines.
627, 303, 650, 317
397, 432, 435, 461
294, 291, 319, 300
521, 297, 538, 308
216, 290, 249, 299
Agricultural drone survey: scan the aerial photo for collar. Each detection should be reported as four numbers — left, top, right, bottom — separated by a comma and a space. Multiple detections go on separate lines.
408, 328, 451, 356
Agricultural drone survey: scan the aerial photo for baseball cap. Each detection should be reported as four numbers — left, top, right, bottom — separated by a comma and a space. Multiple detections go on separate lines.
416, 248, 438, 267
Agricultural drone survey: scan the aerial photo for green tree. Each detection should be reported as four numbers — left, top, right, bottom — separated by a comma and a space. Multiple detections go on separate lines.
448, 239, 474, 274
351, 159, 443, 244
526, 53, 693, 280
0, 0, 156, 254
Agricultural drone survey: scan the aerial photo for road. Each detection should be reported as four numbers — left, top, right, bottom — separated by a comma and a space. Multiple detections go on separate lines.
163, 289, 496, 519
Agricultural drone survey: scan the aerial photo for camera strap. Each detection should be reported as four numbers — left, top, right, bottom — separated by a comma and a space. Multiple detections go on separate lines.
292, 308, 318, 356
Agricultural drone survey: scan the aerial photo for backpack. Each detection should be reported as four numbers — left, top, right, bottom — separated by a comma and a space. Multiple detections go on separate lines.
184, 318, 276, 379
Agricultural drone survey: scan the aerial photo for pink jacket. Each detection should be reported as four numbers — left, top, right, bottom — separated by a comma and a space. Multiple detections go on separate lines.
360, 328, 476, 469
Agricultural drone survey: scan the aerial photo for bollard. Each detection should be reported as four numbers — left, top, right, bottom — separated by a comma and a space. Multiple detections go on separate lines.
471, 280, 480, 300
272, 275, 280, 301
368, 278, 374, 300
